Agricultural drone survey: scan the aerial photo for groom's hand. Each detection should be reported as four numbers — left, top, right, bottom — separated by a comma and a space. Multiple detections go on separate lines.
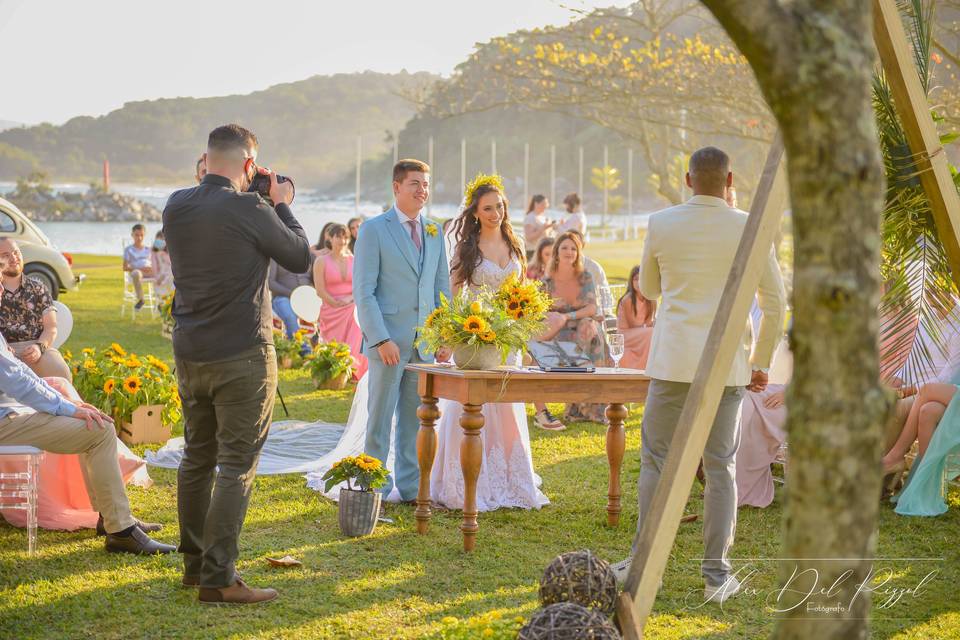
378, 340, 401, 366
747, 369, 768, 393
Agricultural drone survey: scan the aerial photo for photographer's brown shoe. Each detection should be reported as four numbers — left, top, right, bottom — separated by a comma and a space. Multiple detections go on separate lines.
198, 578, 278, 605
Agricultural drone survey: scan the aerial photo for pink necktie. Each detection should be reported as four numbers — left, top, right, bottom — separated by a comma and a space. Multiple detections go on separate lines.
407, 219, 421, 252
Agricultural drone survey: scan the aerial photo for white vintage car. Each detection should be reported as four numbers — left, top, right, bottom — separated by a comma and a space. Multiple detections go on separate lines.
0, 196, 83, 298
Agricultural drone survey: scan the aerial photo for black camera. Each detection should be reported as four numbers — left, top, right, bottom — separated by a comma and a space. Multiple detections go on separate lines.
248, 169, 295, 205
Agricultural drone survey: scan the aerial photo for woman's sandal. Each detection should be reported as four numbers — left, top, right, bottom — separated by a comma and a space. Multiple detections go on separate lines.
535, 409, 566, 431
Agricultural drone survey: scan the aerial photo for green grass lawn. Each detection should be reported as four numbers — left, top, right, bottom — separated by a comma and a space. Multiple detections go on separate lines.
0, 251, 958, 639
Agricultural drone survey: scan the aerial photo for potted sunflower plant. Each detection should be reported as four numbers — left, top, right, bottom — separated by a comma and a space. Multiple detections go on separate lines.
68, 343, 182, 445
416, 273, 551, 370
321, 454, 389, 537
305, 341, 356, 389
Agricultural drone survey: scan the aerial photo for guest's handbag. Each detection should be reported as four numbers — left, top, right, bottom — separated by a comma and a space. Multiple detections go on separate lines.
528, 339, 596, 372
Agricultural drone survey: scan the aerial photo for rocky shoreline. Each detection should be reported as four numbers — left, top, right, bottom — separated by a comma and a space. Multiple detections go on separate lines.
3, 181, 161, 222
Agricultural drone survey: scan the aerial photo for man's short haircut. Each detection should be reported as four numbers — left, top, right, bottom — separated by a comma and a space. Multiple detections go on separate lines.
207, 124, 258, 157
688, 147, 730, 189
393, 159, 430, 184
132, 223, 145, 233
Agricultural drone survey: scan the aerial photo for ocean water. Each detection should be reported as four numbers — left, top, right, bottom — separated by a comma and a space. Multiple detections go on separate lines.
0, 182, 644, 255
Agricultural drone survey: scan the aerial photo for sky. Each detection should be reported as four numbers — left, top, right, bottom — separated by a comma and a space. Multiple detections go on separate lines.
0, 0, 632, 126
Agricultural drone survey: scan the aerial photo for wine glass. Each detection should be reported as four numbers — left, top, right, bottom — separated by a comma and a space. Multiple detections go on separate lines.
607, 332, 625, 371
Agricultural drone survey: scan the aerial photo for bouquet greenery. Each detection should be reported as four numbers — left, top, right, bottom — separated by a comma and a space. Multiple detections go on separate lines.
321, 454, 388, 492
159, 291, 174, 328
304, 340, 356, 385
415, 274, 551, 363
65, 343, 182, 427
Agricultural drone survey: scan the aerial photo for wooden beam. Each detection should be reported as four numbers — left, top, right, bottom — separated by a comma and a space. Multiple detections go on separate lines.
615, 137, 786, 640
873, 0, 960, 290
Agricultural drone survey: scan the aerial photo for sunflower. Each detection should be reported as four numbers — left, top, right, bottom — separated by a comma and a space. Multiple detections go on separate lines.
82, 348, 95, 356
122, 375, 141, 394
110, 343, 127, 357
463, 315, 486, 333
148, 357, 170, 374
125, 356, 143, 368
469, 300, 483, 314
103, 379, 116, 394
83, 359, 97, 370
425, 308, 443, 327
480, 329, 497, 342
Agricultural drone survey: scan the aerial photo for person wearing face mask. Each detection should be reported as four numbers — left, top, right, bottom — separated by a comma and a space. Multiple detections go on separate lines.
149, 231, 173, 298
162, 124, 309, 605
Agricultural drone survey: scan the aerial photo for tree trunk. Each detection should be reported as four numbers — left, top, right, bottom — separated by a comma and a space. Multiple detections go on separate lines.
700, 2, 891, 639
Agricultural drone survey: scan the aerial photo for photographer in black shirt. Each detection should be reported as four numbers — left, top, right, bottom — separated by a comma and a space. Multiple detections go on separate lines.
163, 124, 310, 605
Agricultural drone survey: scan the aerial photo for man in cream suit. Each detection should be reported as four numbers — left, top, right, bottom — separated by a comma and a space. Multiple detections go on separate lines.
613, 147, 785, 603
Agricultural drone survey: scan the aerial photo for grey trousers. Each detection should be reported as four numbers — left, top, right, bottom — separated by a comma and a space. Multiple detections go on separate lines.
176, 345, 277, 589
633, 378, 743, 587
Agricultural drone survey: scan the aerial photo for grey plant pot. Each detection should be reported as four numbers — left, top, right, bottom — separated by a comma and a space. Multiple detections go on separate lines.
452, 343, 501, 370
338, 488, 381, 537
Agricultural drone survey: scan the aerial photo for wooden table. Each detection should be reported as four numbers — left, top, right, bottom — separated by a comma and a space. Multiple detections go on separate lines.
407, 363, 650, 551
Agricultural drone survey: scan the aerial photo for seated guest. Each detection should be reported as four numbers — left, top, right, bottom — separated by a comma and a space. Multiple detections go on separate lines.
567, 229, 610, 291
0, 238, 72, 380
123, 223, 154, 310
526, 237, 554, 282
539, 231, 605, 422
0, 376, 153, 531
617, 265, 656, 370
313, 223, 367, 379
150, 230, 174, 298
0, 262, 173, 554
268, 259, 312, 352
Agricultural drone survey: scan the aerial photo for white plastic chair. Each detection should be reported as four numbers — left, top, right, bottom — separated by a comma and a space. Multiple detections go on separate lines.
52, 301, 72, 348
120, 271, 157, 319
0, 446, 43, 554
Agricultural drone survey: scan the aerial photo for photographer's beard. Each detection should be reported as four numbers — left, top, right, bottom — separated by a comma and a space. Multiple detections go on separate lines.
2, 264, 22, 279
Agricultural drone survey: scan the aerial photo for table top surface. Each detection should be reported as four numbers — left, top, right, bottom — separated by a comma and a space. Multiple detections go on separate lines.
406, 362, 650, 382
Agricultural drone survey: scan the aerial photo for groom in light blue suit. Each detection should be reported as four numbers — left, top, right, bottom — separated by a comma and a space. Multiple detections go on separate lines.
353, 159, 451, 500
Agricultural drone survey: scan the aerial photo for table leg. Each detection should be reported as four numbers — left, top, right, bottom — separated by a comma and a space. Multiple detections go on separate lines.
459, 403, 484, 551
415, 395, 440, 535
606, 402, 628, 527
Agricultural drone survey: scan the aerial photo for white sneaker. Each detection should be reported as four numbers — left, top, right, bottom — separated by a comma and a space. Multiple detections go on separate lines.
610, 558, 662, 590
704, 576, 741, 604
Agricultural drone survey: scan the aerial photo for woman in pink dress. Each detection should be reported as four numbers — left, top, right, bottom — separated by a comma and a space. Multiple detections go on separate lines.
313, 223, 367, 379
0, 376, 151, 531
617, 265, 656, 370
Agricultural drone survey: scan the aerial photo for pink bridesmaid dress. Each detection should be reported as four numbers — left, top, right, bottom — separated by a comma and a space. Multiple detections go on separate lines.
617, 297, 655, 370
0, 377, 149, 531
319, 254, 367, 379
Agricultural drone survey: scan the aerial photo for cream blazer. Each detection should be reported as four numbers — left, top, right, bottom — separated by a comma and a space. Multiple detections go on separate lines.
639, 195, 786, 387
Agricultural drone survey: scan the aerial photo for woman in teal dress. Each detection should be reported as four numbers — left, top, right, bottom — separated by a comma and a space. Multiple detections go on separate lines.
887, 372, 960, 516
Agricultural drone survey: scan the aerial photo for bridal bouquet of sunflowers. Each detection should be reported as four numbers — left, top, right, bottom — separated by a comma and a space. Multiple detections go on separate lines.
66, 342, 182, 427
416, 276, 550, 365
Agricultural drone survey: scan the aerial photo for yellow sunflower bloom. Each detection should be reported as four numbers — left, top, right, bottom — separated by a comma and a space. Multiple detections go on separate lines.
111, 343, 127, 357
83, 359, 97, 370
469, 300, 483, 314
425, 308, 442, 327
103, 379, 116, 394
123, 375, 141, 394
480, 330, 496, 342
82, 348, 95, 356
463, 315, 486, 334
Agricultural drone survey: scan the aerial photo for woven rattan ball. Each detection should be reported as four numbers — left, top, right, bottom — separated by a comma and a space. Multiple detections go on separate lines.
518, 602, 621, 640
539, 549, 618, 616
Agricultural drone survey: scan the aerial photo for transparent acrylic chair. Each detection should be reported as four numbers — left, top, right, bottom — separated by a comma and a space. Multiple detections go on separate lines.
0, 445, 43, 554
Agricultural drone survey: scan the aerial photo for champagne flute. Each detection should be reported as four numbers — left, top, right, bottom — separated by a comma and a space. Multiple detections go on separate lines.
607, 331, 625, 371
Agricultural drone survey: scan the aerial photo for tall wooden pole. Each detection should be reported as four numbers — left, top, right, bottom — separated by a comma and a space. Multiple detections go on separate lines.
602, 145, 609, 228
427, 136, 434, 215
550, 145, 557, 208
461, 138, 467, 196
523, 143, 530, 212
355, 136, 361, 214
491, 140, 497, 174
578, 146, 584, 198
628, 149, 634, 239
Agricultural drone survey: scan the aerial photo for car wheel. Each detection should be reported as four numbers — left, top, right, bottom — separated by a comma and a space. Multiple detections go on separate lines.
23, 264, 59, 300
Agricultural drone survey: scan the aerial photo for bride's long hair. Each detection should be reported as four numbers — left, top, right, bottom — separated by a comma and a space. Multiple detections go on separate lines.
450, 183, 526, 288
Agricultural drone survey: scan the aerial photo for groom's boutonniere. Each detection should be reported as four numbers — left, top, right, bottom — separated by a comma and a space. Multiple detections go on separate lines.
425, 223, 438, 237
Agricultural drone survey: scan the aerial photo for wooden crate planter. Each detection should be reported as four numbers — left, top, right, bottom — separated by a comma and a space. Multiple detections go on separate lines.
314, 372, 350, 390
117, 405, 171, 445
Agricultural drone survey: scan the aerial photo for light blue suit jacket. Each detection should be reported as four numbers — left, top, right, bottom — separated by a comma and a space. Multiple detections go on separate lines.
353, 207, 450, 360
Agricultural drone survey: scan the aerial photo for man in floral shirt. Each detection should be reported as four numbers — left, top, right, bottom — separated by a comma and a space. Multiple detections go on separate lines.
0, 239, 72, 380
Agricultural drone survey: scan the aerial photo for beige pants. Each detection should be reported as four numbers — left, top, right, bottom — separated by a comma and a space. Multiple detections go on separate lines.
9, 342, 72, 381
0, 411, 135, 533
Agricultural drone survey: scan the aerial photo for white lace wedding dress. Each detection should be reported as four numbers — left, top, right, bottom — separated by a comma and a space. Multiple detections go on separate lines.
430, 257, 549, 511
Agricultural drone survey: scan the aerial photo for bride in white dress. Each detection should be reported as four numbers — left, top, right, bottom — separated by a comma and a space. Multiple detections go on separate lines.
430, 178, 549, 511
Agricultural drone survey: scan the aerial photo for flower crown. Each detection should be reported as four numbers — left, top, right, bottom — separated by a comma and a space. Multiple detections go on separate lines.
463, 172, 505, 207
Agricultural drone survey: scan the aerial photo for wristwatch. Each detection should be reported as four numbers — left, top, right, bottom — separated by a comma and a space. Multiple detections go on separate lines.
37, 343, 46, 354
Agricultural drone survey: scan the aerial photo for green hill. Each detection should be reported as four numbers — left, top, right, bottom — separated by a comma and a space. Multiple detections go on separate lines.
0, 71, 437, 188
